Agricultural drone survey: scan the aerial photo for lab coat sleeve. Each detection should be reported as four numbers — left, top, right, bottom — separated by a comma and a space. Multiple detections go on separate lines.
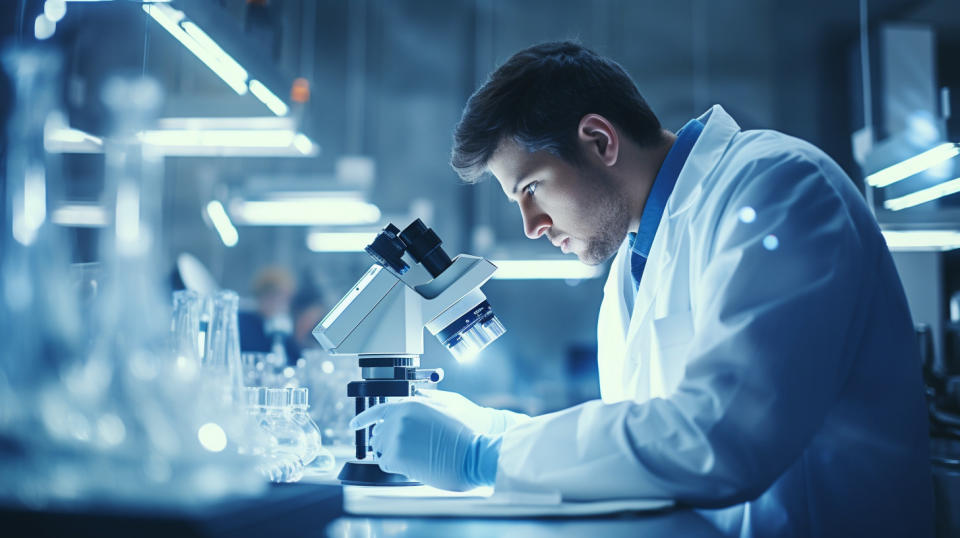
495, 156, 870, 504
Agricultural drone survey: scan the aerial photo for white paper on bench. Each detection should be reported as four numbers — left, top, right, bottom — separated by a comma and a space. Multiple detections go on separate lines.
343, 485, 673, 517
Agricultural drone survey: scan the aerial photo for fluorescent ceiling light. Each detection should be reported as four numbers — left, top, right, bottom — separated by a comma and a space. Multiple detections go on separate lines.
206, 201, 238, 247
141, 128, 318, 157
150, 117, 316, 156
883, 175, 960, 211
230, 199, 381, 226
44, 124, 317, 157
142, 129, 294, 148
157, 117, 294, 130
881, 230, 960, 252
293, 134, 313, 155
51, 203, 108, 228
866, 143, 959, 188
180, 21, 248, 90
491, 259, 605, 280
143, 4, 248, 95
248, 79, 289, 116
306, 232, 375, 252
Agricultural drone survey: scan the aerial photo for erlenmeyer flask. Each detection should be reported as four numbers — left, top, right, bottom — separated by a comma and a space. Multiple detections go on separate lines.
202, 290, 244, 404
171, 290, 203, 369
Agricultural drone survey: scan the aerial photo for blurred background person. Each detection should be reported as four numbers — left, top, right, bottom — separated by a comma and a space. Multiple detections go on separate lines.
238, 266, 299, 364
290, 270, 330, 357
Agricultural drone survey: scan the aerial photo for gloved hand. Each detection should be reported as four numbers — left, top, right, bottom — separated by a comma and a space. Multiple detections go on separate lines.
350, 400, 500, 492
415, 388, 530, 436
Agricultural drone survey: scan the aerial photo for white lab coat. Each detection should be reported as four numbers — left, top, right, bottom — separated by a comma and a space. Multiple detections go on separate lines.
495, 105, 933, 537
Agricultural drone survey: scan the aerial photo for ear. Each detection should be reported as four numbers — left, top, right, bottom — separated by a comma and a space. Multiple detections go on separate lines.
577, 114, 619, 167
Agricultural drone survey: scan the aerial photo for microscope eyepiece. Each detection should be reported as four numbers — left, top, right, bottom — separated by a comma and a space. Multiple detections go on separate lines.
365, 223, 409, 275
399, 219, 452, 278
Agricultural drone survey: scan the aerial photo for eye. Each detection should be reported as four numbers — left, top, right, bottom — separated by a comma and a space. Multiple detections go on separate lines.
523, 181, 539, 197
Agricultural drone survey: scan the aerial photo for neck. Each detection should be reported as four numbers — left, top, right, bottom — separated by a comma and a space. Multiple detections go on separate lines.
618, 129, 677, 231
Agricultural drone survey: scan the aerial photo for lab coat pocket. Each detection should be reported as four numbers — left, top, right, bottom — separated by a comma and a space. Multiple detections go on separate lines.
651, 310, 695, 395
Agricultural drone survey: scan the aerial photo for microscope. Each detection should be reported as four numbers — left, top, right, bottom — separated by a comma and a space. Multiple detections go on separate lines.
312, 219, 505, 486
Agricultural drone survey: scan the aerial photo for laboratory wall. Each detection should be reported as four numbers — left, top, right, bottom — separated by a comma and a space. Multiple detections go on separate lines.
1, 0, 957, 414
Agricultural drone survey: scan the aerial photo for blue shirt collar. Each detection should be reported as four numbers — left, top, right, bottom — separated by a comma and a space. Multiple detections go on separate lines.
627, 118, 704, 288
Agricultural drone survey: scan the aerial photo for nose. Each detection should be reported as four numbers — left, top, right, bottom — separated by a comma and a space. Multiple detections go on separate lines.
520, 201, 551, 239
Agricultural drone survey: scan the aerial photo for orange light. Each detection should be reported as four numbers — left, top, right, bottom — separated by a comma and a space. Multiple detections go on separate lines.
291, 78, 310, 103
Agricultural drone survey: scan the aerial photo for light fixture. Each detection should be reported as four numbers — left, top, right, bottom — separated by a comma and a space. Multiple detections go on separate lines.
883, 175, 960, 211
866, 142, 959, 188
51, 203, 108, 228
206, 201, 238, 247
143, 4, 249, 95
881, 230, 960, 252
230, 198, 381, 226
43, 123, 318, 157
181, 20, 249, 91
249, 79, 289, 117
490, 259, 605, 280
306, 231, 375, 252
139, 129, 317, 156
148, 117, 317, 156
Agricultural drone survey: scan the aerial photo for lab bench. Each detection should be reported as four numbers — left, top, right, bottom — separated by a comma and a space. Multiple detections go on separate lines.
0, 481, 723, 537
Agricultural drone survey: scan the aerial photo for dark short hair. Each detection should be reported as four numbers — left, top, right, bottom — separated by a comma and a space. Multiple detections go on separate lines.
451, 41, 662, 182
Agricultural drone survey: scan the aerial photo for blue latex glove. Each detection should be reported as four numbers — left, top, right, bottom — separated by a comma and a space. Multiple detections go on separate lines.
350, 401, 501, 491
415, 388, 531, 436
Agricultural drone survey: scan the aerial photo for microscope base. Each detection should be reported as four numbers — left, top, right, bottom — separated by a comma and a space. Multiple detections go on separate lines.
338, 461, 420, 486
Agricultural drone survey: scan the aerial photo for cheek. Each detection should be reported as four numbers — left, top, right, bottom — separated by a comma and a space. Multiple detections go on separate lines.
551, 191, 599, 231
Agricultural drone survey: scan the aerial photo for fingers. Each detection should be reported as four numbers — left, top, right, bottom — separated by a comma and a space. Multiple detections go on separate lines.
349, 403, 390, 430
416, 389, 460, 407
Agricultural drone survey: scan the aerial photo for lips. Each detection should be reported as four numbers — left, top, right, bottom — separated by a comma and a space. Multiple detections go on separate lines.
549, 235, 571, 253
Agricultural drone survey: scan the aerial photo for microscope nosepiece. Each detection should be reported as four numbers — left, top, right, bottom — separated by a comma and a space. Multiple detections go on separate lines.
435, 300, 506, 363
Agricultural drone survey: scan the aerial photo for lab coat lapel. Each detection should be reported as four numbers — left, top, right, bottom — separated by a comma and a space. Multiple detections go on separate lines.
621, 105, 741, 391
597, 239, 633, 402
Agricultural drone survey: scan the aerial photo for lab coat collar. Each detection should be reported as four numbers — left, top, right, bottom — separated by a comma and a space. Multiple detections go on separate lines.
665, 104, 741, 218
622, 105, 741, 353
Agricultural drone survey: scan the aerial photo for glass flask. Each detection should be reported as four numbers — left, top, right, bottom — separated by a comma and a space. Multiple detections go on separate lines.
201, 290, 244, 404
240, 387, 297, 483
255, 388, 306, 483
291, 387, 336, 474
241, 352, 264, 387
0, 45, 85, 503
301, 349, 360, 447
171, 290, 203, 367
66, 75, 261, 505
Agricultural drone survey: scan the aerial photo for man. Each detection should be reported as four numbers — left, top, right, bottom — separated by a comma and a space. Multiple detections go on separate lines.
351, 42, 933, 536
237, 266, 299, 362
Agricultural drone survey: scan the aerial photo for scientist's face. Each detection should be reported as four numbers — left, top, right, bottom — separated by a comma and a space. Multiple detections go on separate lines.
487, 138, 630, 265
